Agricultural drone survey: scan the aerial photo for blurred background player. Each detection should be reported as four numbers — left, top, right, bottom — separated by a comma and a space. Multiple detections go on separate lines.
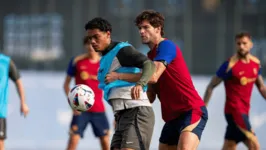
105, 10, 208, 150
85, 17, 155, 150
0, 53, 29, 150
63, 36, 110, 150
203, 32, 265, 150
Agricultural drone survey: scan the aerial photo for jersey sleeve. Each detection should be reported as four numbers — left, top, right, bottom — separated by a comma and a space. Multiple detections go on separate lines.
67, 57, 76, 77
258, 66, 262, 75
154, 40, 177, 65
216, 61, 230, 80
116, 46, 149, 68
9, 60, 21, 82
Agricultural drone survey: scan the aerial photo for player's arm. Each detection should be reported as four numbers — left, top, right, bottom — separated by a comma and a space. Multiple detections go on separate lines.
106, 41, 176, 84
255, 68, 266, 99
9, 60, 29, 117
112, 45, 155, 99
203, 61, 229, 106
110, 46, 155, 87
63, 58, 76, 96
203, 76, 223, 106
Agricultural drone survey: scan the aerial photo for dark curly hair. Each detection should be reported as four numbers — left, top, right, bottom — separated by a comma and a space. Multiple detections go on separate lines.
84, 17, 112, 33
135, 10, 165, 36
235, 31, 251, 40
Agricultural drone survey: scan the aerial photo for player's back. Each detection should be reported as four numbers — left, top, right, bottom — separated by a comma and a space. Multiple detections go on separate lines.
220, 55, 260, 114
148, 40, 204, 122
71, 54, 104, 112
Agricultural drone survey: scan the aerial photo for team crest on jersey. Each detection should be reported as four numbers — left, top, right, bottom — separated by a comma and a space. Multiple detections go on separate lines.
80, 71, 89, 80
253, 68, 257, 75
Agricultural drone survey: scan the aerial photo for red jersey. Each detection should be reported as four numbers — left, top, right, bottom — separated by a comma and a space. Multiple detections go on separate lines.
148, 39, 205, 122
216, 55, 261, 114
67, 55, 105, 112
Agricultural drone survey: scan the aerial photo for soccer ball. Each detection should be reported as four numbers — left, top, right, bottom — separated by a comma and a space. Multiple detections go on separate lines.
68, 84, 95, 111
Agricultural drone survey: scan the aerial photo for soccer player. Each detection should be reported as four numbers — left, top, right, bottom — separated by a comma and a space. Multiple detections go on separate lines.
85, 17, 155, 150
0, 53, 29, 150
63, 36, 110, 150
203, 32, 263, 150
105, 10, 208, 150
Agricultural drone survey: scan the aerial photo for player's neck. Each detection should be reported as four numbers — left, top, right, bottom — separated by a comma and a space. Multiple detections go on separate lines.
237, 54, 251, 63
149, 37, 165, 49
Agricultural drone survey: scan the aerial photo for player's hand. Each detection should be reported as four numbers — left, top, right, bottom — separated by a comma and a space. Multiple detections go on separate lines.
73, 110, 81, 116
20, 103, 29, 117
131, 85, 143, 100
105, 72, 119, 84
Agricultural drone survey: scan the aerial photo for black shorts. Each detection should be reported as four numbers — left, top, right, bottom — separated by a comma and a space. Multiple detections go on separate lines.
111, 106, 155, 150
69, 112, 110, 138
225, 114, 255, 143
0, 118, 6, 140
159, 106, 208, 145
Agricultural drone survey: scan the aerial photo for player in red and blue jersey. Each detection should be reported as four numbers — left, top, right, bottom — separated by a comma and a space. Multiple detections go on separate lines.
105, 10, 208, 150
63, 36, 110, 150
203, 32, 266, 150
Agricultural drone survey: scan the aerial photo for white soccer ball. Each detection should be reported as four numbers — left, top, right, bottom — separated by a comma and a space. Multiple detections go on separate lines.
68, 84, 95, 112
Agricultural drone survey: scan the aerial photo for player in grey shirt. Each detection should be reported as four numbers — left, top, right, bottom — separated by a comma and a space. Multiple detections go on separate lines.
85, 17, 155, 150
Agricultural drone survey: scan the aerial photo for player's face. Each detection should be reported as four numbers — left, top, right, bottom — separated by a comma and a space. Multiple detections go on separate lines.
87, 29, 111, 52
137, 20, 161, 44
236, 37, 253, 57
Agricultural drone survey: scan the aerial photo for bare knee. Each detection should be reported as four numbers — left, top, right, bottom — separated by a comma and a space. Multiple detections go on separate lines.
178, 132, 199, 150
222, 140, 237, 150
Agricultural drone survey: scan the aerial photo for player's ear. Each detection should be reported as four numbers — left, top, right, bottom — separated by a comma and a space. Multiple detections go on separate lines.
155, 26, 161, 35
106, 31, 111, 39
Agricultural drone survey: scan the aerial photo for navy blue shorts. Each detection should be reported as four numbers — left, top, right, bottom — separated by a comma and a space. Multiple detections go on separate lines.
225, 114, 255, 143
69, 112, 109, 138
159, 106, 208, 145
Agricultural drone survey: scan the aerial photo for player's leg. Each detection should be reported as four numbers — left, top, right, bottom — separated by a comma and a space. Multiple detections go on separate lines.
66, 112, 89, 150
239, 115, 260, 150
90, 112, 110, 150
0, 118, 6, 150
223, 114, 252, 150
159, 119, 179, 150
111, 111, 123, 150
222, 140, 237, 150
119, 106, 155, 150
243, 136, 260, 150
177, 106, 208, 150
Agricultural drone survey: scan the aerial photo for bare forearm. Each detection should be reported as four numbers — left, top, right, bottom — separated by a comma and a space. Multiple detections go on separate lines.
203, 87, 213, 106
119, 73, 142, 83
259, 87, 266, 99
15, 79, 26, 104
64, 85, 70, 96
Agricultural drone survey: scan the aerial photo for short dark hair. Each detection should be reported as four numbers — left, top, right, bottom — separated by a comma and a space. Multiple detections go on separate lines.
83, 36, 90, 45
84, 17, 112, 33
135, 10, 165, 36
235, 31, 251, 40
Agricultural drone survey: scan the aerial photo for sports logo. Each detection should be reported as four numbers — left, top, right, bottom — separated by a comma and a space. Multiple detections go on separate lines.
80, 71, 89, 80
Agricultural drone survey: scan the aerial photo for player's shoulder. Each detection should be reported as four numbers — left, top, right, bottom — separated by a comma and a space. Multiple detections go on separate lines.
73, 54, 87, 65
159, 39, 176, 48
249, 54, 260, 65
